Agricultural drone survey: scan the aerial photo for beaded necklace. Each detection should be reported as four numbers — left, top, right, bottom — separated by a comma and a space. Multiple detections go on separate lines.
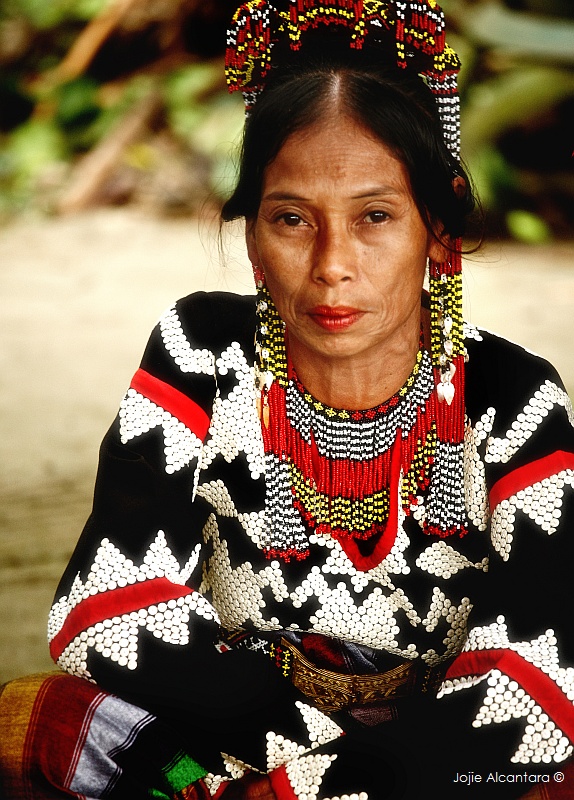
255, 284, 467, 569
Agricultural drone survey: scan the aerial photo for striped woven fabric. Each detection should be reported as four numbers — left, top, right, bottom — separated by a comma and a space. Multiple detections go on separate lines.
0, 672, 210, 799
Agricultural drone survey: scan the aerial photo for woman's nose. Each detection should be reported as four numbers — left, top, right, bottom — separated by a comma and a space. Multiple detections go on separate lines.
311, 225, 357, 285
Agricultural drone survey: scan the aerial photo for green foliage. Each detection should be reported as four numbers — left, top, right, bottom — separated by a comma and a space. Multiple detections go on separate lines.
163, 64, 221, 147
163, 65, 245, 199
506, 210, 552, 244
55, 77, 100, 129
462, 67, 574, 153
2, 0, 107, 29
0, 118, 68, 216
447, 0, 574, 238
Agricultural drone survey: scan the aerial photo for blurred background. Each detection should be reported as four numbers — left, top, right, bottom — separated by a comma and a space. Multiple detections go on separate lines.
1, 0, 573, 683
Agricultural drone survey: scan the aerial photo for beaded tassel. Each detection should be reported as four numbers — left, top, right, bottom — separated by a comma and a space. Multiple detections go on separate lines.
427, 241, 467, 537
255, 277, 287, 429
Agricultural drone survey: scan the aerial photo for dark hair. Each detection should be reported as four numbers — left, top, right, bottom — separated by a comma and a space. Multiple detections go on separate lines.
221, 56, 476, 242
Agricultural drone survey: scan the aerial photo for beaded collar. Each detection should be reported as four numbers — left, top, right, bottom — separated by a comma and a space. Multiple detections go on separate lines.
255, 285, 467, 570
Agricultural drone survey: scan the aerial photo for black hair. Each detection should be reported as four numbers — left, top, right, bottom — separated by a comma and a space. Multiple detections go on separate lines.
221, 53, 476, 243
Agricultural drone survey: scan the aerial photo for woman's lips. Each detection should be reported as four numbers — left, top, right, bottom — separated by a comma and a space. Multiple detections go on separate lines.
308, 306, 364, 330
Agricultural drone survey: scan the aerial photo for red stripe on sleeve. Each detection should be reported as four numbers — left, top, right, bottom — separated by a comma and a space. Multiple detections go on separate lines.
490, 451, 574, 511
130, 369, 211, 441
446, 649, 574, 742
49, 578, 192, 661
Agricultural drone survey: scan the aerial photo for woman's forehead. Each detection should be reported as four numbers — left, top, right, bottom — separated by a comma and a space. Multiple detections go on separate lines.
261, 115, 409, 197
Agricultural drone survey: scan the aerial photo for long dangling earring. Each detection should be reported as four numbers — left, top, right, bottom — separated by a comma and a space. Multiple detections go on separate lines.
253, 265, 275, 428
426, 241, 467, 539
428, 243, 464, 425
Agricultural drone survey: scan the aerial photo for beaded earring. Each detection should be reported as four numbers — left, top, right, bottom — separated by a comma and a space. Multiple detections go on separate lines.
425, 242, 467, 539
253, 267, 285, 429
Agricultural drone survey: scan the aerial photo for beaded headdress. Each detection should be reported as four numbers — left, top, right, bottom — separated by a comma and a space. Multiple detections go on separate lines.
225, 1, 467, 562
226, 0, 462, 159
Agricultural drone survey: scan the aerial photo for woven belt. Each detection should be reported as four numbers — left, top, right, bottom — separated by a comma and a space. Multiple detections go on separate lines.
277, 638, 450, 714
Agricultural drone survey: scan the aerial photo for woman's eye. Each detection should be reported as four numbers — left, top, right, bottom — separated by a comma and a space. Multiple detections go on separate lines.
278, 213, 303, 227
364, 210, 389, 224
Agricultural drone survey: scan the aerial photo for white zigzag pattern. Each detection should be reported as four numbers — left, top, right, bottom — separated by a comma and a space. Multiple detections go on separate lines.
119, 389, 203, 475
200, 343, 265, 479
485, 380, 574, 465
438, 616, 574, 764
48, 532, 218, 678
159, 305, 216, 374
205, 700, 343, 797
490, 470, 574, 561
197, 480, 471, 662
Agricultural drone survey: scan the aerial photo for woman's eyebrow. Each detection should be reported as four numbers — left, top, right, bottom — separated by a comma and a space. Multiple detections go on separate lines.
260, 191, 311, 202
350, 186, 402, 199
261, 187, 402, 202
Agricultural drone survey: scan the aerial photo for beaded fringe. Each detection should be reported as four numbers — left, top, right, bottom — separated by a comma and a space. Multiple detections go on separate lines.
427, 242, 467, 538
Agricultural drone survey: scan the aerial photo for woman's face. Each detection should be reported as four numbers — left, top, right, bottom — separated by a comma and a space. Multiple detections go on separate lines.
247, 114, 445, 376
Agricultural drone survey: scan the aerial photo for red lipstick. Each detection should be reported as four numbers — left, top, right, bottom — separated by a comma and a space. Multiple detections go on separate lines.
308, 306, 364, 330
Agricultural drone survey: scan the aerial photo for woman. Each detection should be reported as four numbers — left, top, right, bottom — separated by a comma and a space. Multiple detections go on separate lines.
1, 2, 574, 799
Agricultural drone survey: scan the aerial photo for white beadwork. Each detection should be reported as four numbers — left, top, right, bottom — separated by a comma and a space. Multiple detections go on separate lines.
204, 773, 226, 796
426, 441, 466, 529
196, 480, 282, 566
514, 475, 569, 535
260, 453, 309, 557
237, 509, 268, 549
48, 533, 201, 638
421, 589, 473, 665
48, 534, 218, 676
200, 513, 290, 631
295, 570, 419, 655
309, 509, 411, 584
201, 343, 265, 479
119, 389, 202, 475
284, 753, 337, 800
159, 305, 216, 374
221, 753, 250, 779
416, 541, 488, 578
464, 411, 495, 531
491, 470, 574, 561
324, 795, 368, 800
485, 381, 574, 464
439, 617, 574, 764
295, 701, 343, 747
286, 350, 433, 459
196, 479, 480, 660
463, 322, 484, 342
266, 731, 307, 771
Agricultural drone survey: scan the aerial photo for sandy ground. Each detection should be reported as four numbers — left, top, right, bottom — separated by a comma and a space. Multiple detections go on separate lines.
1, 207, 573, 683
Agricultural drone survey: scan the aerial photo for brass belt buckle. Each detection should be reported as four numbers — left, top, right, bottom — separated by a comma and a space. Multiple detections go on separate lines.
284, 639, 417, 714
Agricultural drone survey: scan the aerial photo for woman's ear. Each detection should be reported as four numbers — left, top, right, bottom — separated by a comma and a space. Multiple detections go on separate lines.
428, 174, 467, 262
245, 219, 259, 266
427, 222, 451, 263
452, 174, 466, 199
427, 233, 449, 263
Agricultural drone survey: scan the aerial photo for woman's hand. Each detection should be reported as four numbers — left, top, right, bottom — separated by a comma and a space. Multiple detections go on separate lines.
218, 772, 277, 799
